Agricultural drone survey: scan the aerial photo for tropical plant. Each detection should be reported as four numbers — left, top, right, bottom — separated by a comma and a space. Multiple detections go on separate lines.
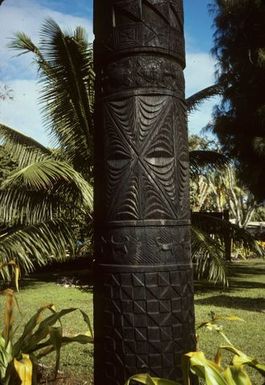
183, 313, 265, 385
189, 136, 262, 285
126, 313, 265, 385
0, 18, 260, 286
126, 373, 178, 385
0, 289, 93, 385
0, 19, 94, 278
208, 0, 265, 201
0, 145, 17, 186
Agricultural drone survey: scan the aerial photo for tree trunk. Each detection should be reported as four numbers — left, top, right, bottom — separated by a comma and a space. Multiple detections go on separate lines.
93, 1, 196, 384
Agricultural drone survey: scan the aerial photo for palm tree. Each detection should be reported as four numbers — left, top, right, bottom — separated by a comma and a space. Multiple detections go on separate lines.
0, 19, 94, 279
0, 19, 259, 286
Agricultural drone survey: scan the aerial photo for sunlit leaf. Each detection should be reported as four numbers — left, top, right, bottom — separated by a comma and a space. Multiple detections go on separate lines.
13, 354, 33, 385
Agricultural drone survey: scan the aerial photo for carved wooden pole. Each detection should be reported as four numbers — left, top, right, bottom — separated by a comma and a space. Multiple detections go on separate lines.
94, 1, 196, 384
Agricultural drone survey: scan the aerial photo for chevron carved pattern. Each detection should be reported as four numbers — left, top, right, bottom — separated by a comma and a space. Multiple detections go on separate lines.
104, 95, 188, 221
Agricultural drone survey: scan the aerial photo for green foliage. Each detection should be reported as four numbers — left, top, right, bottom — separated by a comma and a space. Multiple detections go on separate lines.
0, 289, 93, 385
189, 135, 262, 285
126, 373, 179, 385
125, 313, 265, 385
0, 19, 94, 276
183, 313, 265, 385
9, 18, 94, 181
209, 0, 265, 201
0, 145, 17, 186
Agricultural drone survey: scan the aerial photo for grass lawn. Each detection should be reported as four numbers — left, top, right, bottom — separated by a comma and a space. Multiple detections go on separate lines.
194, 259, 265, 385
0, 259, 264, 384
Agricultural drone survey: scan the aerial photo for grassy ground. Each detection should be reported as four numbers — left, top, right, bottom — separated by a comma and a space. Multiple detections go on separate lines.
194, 259, 265, 385
0, 259, 264, 384
3, 278, 94, 384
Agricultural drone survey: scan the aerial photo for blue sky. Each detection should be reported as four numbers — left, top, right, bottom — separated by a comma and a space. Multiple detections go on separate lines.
0, 0, 218, 145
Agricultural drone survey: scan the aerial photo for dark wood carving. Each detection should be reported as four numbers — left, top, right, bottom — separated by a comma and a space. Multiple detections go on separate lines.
94, 1, 196, 384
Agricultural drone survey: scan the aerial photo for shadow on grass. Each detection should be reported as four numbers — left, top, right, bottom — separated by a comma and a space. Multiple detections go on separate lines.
228, 262, 265, 278
195, 295, 265, 312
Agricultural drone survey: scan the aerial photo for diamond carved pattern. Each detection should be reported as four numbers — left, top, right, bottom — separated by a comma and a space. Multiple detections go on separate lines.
95, 267, 195, 385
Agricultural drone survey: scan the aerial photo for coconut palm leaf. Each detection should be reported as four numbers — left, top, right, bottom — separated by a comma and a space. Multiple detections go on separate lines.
0, 124, 51, 168
0, 190, 62, 225
9, 31, 52, 78
191, 225, 228, 286
186, 84, 223, 113
0, 160, 93, 222
9, 19, 94, 179
190, 150, 229, 176
0, 220, 74, 279
191, 211, 263, 285
39, 19, 94, 170
193, 212, 261, 253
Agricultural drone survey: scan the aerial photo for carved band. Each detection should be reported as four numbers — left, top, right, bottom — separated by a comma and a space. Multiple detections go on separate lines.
94, 264, 195, 385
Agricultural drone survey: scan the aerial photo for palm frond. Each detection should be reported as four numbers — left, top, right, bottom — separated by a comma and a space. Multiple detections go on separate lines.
190, 150, 229, 177
0, 123, 51, 167
0, 220, 75, 278
1, 160, 93, 213
0, 190, 60, 225
191, 225, 228, 286
186, 84, 223, 113
38, 18, 94, 177
8, 32, 50, 74
8, 19, 94, 179
192, 213, 262, 255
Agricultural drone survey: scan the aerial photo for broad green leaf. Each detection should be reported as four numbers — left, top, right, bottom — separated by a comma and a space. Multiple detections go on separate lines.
223, 367, 238, 385
232, 354, 265, 376
13, 354, 33, 385
36, 334, 93, 359
14, 304, 55, 356
23, 308, 76, 352
79, 309, 93, 338
125, 373, 179, 385
0, 338, 12, 378
228, 365, 252, 385
186, 351, 228, 385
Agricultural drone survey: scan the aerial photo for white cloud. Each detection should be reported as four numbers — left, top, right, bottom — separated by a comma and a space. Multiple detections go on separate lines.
0, 0, 93, 81
0, 0, 93, 145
